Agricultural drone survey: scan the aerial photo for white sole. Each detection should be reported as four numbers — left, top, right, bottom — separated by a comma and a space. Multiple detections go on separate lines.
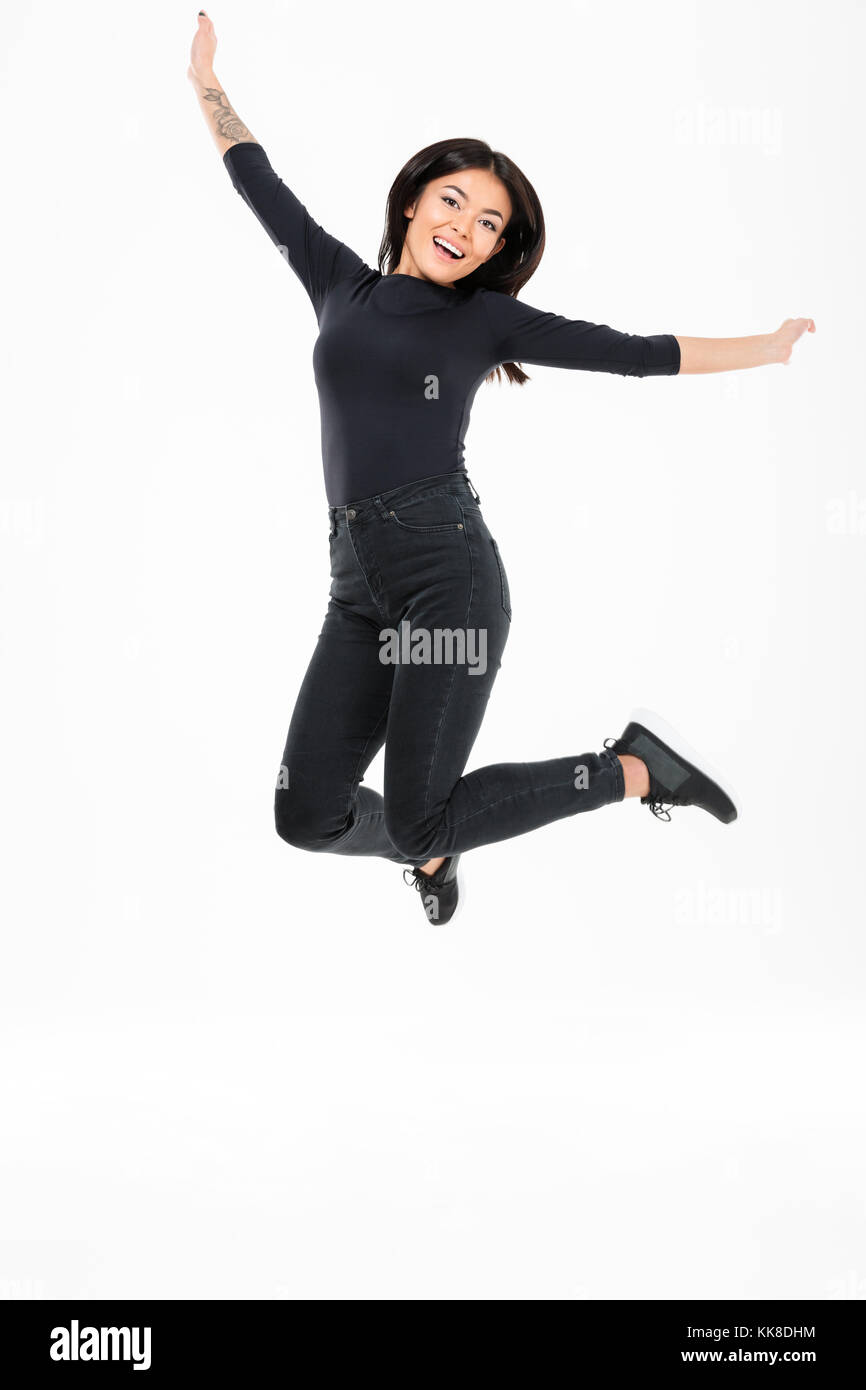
627, 706, 741, 816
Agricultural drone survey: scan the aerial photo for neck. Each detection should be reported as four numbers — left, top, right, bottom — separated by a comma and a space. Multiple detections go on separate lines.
391, 253, 456, 289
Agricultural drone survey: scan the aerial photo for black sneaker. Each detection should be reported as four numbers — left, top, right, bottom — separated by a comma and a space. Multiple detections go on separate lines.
604, 707, 739, 824
403, 854, 463, 924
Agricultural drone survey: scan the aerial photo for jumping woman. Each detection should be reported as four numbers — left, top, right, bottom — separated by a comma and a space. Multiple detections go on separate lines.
188, 12, 815, 925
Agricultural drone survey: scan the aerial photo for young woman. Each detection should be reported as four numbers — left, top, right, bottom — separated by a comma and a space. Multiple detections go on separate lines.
189, 12, 815, 925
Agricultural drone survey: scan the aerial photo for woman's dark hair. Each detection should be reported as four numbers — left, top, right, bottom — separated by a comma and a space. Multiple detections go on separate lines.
377, 137, 546, 386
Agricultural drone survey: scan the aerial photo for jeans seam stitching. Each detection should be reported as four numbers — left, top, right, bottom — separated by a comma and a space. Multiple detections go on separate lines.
421, 497, 473, 828
344, 523, 389, 628
491, 537, 511, 619
388, 487, 466, 532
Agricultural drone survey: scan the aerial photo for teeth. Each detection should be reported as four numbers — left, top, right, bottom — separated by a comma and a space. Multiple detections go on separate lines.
434, 235, 464, 258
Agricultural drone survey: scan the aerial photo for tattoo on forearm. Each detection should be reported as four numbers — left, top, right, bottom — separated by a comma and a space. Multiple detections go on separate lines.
203, 87, 252, 143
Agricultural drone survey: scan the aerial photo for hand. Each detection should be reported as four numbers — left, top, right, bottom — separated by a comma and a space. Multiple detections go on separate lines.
773, 317, 816, 365
188, 10, 217, 84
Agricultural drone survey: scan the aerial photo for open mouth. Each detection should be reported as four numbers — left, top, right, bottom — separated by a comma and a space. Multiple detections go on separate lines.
433, 235, 465, 261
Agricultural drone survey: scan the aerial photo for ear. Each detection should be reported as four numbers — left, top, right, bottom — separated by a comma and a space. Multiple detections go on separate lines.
403, 201, 416, 220
487, 236, 506, 259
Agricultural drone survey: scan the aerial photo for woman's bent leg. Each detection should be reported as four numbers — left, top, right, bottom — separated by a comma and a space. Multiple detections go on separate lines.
381, 510, 624, 864
274, 597, 417, 865
384, 658, 625, 864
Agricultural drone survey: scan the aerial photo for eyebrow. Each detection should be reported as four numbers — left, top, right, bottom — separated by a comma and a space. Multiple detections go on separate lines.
442, 184, 504, 222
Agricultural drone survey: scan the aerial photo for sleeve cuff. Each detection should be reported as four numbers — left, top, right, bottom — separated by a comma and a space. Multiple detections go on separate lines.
222, 141, 265, 167
643, 332, 680, 376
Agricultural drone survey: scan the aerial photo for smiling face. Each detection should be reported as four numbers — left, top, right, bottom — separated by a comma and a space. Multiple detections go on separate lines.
394, 167, 512, 286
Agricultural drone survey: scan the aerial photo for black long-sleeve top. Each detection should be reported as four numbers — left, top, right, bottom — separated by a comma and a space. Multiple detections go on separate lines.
223, 141, 680, 506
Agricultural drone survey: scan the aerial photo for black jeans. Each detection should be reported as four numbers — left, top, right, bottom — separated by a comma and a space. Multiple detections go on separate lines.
274, 470, 625, 868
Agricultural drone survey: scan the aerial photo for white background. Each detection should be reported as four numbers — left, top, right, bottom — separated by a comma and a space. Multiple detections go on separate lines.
1, 0, 863, 1300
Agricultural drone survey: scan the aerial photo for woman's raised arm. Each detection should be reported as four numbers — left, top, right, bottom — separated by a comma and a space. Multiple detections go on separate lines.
188, 11, 256, 155
187, 11, 369, 317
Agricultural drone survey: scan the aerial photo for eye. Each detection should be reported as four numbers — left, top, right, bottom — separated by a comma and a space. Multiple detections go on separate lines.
441, 195, 497, 233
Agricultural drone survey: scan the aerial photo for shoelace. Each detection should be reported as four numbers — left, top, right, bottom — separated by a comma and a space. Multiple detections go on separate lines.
403, 866, 445, 891
603, 736, 678, 822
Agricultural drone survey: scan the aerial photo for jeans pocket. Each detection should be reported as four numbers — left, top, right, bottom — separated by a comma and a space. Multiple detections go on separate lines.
386, 490, 465, 533
490, 538, 512, 620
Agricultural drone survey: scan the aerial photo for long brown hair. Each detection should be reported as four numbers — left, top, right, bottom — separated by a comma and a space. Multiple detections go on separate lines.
377, 137, 546, 386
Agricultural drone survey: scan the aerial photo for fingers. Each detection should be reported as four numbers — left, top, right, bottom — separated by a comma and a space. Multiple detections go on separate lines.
196, 9, 216, 49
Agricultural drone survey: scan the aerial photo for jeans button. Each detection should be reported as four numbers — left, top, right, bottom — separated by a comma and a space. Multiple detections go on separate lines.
347, 508, 356, 519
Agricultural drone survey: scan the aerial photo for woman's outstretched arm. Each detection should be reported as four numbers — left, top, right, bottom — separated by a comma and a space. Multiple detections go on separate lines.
188, 11, 255, 154
481, 288, 816, 380
676, 318, 816, 373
